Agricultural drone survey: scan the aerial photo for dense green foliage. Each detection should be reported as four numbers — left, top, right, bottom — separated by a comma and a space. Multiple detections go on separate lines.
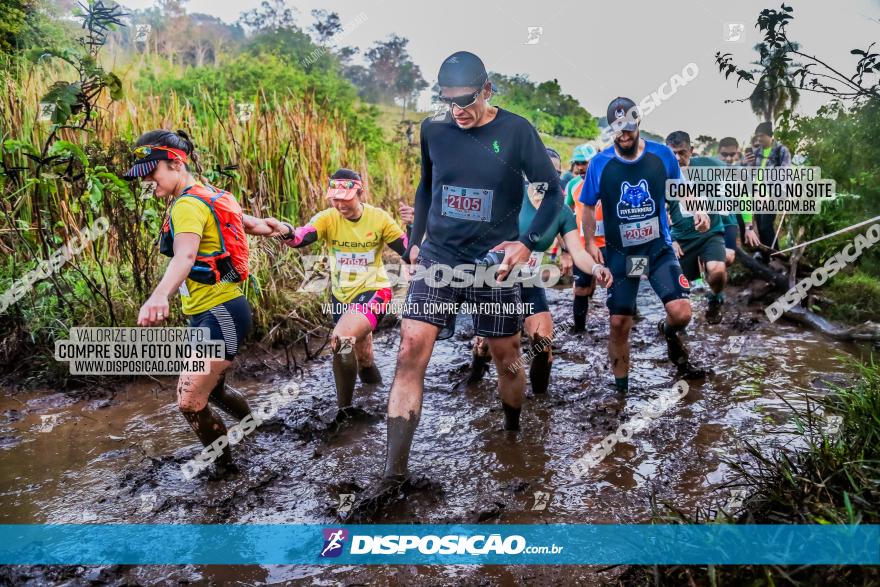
778, 99, 880, 279
490, 73, 599, 139
0, 0, 76, 64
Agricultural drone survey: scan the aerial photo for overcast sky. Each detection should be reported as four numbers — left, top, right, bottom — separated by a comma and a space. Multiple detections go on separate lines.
121, 0, 879, 143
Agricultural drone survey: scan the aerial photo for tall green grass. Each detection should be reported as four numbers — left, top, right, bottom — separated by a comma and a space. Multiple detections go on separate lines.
0, 58, 420, 380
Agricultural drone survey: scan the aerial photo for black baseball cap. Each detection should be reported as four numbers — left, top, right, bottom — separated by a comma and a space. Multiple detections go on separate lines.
606, 97, 640, 132
330, 168, 362, 182
438, 51, 488, 88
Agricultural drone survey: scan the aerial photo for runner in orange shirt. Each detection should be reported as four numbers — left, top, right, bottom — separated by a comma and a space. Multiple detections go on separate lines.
564, 146, 605, 333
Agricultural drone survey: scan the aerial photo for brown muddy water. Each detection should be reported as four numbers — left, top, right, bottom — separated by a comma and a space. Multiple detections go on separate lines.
0, 283, 864, 586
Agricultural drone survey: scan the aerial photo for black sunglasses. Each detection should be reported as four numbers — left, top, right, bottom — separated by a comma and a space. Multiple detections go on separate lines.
438, 89, 482, 109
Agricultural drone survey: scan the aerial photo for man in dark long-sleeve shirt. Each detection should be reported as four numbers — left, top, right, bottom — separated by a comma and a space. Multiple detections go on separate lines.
383, 51, 563, 486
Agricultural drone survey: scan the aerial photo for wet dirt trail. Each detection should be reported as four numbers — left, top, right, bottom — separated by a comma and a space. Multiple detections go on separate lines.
0, 283, 865, 586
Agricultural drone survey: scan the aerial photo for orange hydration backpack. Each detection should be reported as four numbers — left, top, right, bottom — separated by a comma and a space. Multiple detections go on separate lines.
159, 184, 250, 285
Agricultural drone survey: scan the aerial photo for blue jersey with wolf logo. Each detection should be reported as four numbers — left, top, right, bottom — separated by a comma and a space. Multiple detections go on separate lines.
579, 140, 679, 255
616, 179, 655, 220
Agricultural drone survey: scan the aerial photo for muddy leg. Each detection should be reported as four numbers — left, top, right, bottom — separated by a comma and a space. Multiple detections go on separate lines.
332, 335, 358, 408
660, 299, 692, 364
704, 260, 727, 324
178, 362, 234, 467
572, 283, 594, 333
208, 375, 252, 420
356, 333, 382, 384
487, 334, 525, 430
660, 299, 705, 379
466, 336, 492, 384
331, 312, 374, 408
384, 319, 438, 478
609, 314, 633, 392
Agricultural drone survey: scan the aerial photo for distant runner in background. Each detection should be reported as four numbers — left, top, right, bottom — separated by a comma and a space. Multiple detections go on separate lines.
665, 131, 728, 324
743, 122, 792, 262
564, 143, 602, 332
465, 177, 612, 393
716, 136, 746, 266
544, 147, 568, 265
560, 145, 590, 192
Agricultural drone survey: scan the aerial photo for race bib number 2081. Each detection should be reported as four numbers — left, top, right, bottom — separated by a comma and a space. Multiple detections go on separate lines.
441, 185, 493, 222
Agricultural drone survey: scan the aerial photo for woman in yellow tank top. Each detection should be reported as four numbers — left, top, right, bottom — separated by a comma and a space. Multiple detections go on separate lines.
124, 129, 282, 477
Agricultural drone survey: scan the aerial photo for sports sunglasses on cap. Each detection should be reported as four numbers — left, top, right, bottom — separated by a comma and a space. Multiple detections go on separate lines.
132, 145, 188, 162
123, 145, 190, 179
328, 179, 363, 190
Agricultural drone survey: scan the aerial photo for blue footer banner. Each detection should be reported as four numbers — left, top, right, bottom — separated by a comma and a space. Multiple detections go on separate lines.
1, 524, 877, 565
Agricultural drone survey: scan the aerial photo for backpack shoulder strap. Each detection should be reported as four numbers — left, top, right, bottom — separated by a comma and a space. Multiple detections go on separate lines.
168, 189, 227, 254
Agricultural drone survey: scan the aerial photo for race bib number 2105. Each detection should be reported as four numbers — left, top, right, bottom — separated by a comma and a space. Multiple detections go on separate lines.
441, 185, 493, 222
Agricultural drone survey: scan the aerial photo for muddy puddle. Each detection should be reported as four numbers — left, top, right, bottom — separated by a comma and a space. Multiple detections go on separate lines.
0, 282, 865, 585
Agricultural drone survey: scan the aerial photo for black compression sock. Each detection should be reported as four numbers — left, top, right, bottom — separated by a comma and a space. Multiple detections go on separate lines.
181, 405, 233, 467
662, 320, 683, 338
208, 376, 252, 421
333, 343, 358, 408
529, 335, 552, 394
660, 319, 690, 366
502, 402, 521, 431
358, 363, 382, 384
573, 294, 590, 331
614, 376, 629, 392
383, 412, 420, 478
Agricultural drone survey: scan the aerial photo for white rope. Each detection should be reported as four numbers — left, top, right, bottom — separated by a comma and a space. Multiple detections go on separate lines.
772, 215, 880, 255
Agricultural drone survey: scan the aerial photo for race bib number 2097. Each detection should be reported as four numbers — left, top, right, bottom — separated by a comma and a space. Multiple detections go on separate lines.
441, 185, 493, 222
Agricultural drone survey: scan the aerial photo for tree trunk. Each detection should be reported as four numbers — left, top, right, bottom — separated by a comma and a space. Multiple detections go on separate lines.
735, 246, 789, 291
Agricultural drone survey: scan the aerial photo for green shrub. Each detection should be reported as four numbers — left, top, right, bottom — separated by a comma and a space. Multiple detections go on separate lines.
821, 271, 880, 323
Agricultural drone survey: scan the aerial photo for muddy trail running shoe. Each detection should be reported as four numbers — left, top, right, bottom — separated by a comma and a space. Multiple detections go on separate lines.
658, 319, 706, 380
705, 295, 723, 324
